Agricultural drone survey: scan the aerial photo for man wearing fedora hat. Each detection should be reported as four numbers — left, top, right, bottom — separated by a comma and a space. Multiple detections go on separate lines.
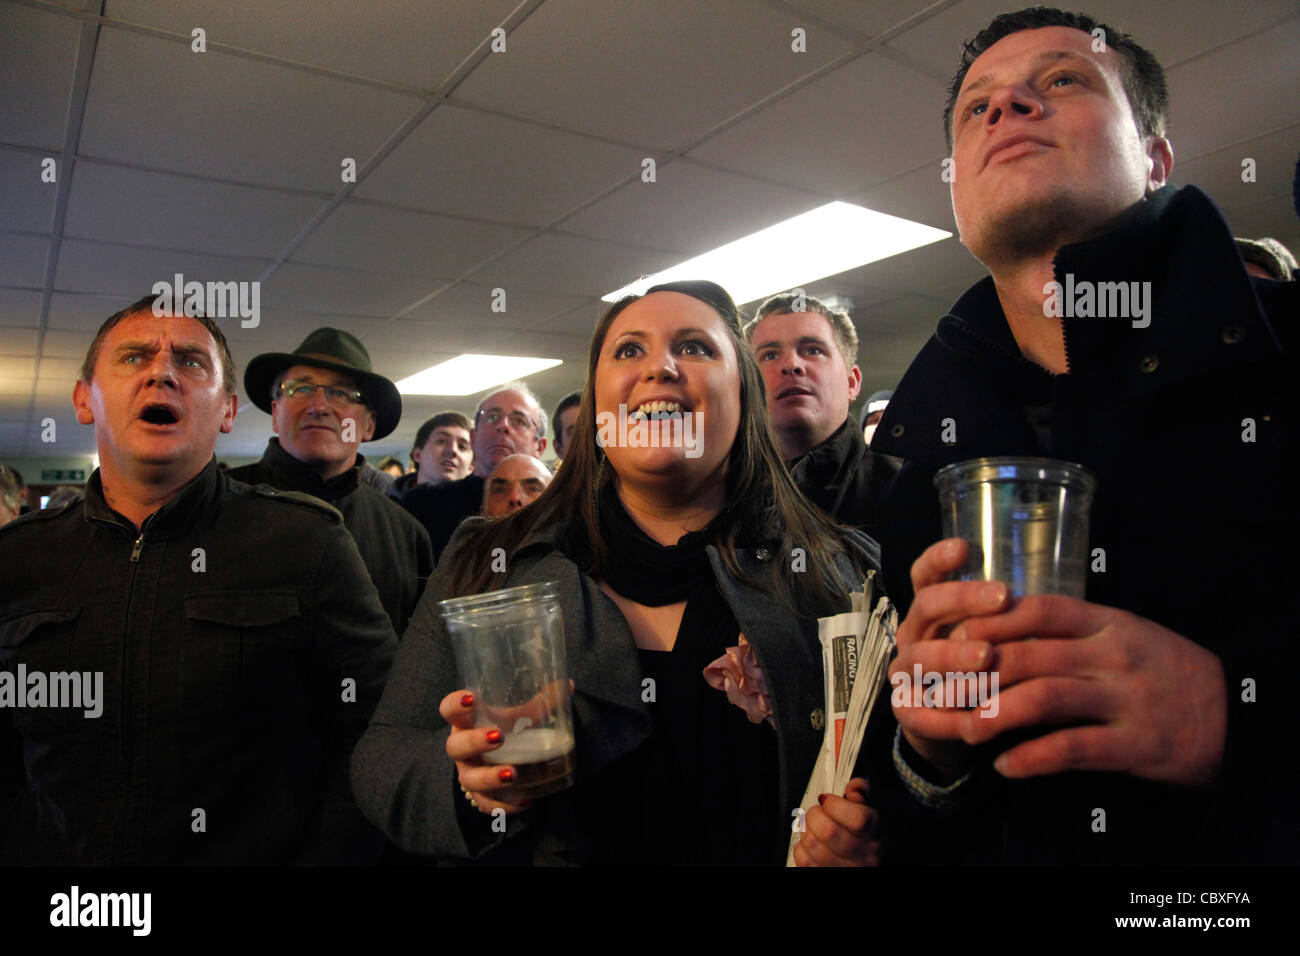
229, 328, 433, 634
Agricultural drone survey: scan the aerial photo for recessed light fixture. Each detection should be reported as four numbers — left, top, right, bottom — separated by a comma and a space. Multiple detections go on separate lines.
394, 354, 562, 396
602, 201, 951, 305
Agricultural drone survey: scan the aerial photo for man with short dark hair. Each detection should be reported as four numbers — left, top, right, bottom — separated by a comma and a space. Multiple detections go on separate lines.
550, 391, 581, 466
869, 8, 1299, 865
744, 293, 899, 536
390, 411, 474, 500
228, 328, 432, 635
401, 382, 547, 563
0, 296, 396, 864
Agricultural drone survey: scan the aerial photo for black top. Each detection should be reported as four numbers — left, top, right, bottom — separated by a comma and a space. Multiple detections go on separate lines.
400, 473, 486, 564
579, 597, 781, 865
575, 485, 781, 864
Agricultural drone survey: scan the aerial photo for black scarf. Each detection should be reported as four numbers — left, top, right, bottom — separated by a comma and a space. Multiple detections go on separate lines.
595, 482, 716, 607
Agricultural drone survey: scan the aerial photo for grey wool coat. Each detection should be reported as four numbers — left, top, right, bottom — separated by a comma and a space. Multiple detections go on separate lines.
351, 510, 880, 864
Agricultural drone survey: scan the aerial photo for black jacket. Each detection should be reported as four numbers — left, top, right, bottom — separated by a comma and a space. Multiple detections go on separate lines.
0, 458, 398, 864
228, 440, 433, 634
399, 473, 486, 564
869, 185, 1299, 864
388, 471, 419, 501
788, 418, 901, 538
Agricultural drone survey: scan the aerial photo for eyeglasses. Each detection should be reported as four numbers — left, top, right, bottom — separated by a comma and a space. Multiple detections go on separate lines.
278, 379, 366, 408
478, 409, 538, 433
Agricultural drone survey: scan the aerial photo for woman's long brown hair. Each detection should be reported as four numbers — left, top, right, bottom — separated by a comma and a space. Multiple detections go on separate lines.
447, 279, 865, 610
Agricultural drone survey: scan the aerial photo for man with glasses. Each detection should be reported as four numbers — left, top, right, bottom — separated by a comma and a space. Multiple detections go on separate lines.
229, 328, 432, 634
401, 382, 548, 563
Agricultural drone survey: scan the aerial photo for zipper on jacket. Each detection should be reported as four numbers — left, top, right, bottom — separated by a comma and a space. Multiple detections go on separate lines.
111, 511, 156, 863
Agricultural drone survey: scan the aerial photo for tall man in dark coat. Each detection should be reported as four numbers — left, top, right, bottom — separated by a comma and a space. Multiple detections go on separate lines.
744, 293, 899, 538
867, 7, 1299, 864
228, 328, 433, 635
0, 296, 396, 864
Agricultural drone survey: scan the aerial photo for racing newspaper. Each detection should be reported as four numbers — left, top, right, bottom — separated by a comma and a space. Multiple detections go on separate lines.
786, 571, 897, 866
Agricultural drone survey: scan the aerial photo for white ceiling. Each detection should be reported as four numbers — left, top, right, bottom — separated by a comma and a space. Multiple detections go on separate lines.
2, 0, 1297, 462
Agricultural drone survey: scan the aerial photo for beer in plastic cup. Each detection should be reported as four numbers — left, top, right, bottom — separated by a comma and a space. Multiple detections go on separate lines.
439, 581, 576, 801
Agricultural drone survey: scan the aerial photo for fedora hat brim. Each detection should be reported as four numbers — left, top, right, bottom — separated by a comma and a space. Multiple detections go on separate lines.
244, 352, 402, 441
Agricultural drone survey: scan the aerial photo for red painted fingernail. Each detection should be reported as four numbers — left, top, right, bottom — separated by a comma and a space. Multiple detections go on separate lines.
818, 794, 828, 805
485, 730, 502, 744
460, 693, 474, 708
498, 768, 515, 783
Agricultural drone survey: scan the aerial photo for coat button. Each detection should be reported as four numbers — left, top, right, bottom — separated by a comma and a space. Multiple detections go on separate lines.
890, 424, 904, 438
810, 709, 825, 730
755, 547, 772, 561
1139, 355, 1159, 373
1221, 325, 1244, 344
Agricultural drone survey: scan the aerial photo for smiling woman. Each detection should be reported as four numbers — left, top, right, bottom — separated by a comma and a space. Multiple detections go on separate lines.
353, 280, 885, 866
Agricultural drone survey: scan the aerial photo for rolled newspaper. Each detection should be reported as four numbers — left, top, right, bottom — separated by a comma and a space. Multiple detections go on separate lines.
787, 574, 896, 866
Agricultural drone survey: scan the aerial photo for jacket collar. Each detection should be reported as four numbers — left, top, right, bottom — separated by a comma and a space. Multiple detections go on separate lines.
83, 456, 222, 535
873, 185, 1283, 465
257, 437, 363, 502
791, 418, 863, 493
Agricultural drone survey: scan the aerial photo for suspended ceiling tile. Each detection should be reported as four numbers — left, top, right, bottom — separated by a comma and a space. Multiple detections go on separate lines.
451, 0, 856, 149
355, 103, 647, 227
106, 0, 522, 90
291, 200, 531, 278
468, 232, 678, 298
0, 234, 51, 288
563, 160, 824, 255
0, 147, 60, 233
687, 52, 946, 195
53, 238, 265, 297
0, 3, 82, 151
0, 288, 46, 329
63, 161, 328, 258
257, 262, 440, 318
79, 27, 424, 192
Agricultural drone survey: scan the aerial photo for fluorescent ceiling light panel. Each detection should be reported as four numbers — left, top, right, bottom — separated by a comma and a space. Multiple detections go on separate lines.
603, 201, 951, 305
395, 354, 562, 396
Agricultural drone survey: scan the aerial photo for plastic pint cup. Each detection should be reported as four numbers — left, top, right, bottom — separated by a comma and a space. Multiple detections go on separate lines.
934, 457, 1097, 598
439, 581, 575, 801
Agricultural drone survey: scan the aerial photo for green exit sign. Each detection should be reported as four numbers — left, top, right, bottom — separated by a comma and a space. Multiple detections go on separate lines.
40, 469, 86, 482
